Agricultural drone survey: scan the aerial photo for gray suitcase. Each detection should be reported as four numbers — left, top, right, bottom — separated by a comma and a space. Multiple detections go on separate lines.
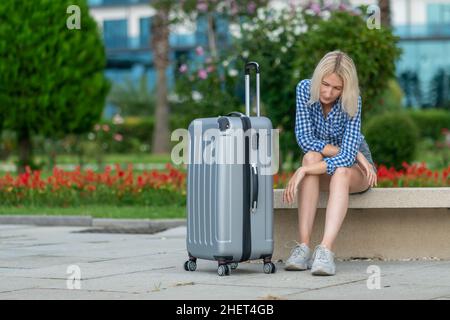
184, 62, 275, 276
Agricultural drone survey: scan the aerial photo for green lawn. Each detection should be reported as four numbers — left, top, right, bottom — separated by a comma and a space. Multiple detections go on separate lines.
0, 152, 183, 176
2, 153, 173, 167
54, 153, 173, 164
0, 205, 185, 219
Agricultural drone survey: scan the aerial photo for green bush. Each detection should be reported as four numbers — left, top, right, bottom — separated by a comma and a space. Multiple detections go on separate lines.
294, 9, 402, 109
406, 109, 450, 141
175, 5, 402, 166
7, 114, 190, 160
88, 116, 188, 154
105, 117, 154, 154
364, 79, 404, 120
173, 59, 243, 121
107, 75, 155, 117
364, 112, 420, 169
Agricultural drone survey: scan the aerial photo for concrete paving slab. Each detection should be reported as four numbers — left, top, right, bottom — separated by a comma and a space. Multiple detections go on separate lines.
285, 281, 450, 300
0, 288, 147, 300
0, 224, 449, 300
0, 276, 67, 293
73, 269, 306, 299
139, 283, 305, 300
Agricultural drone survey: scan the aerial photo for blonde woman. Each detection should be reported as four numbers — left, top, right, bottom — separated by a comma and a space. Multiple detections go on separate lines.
282, 51, 377, 276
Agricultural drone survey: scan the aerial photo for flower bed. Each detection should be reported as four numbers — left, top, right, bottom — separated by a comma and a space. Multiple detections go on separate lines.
0, 164, 186, 207
1, 162, 448, 207
377, 162, 449, 187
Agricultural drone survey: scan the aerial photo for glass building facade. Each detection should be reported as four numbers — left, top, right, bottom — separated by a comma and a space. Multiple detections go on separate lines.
88, 0, 230, 117
394, 2, 450, 107
88, 0, 450, 115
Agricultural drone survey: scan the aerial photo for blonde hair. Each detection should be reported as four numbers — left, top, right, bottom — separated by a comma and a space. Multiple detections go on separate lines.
309, 51, 360, 117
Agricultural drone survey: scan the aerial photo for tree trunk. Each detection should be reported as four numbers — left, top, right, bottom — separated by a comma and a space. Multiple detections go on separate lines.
379, 0, 391, 27
207, 13, 218, 60
17, 129, 32, 173
151, 7, 171, 154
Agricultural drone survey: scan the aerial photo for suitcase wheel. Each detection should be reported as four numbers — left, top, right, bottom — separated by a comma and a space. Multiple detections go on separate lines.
184, 260, 197, 272
229, 262, 238, 270
263, 262, 276, 274
217, 264, 230, 276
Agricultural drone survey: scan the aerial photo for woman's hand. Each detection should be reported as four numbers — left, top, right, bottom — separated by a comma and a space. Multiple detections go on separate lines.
357, 152, 377, 187
283, 167, 306, 204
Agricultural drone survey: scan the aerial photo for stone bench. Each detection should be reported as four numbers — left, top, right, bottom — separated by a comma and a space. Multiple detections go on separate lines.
273, 188, 450, 261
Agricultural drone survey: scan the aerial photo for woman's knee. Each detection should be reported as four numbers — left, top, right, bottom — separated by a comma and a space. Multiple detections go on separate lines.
302, 151, 323, 166
333, 167, 352, 178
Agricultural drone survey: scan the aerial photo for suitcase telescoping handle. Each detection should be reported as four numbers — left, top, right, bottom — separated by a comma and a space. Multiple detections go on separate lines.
245, 62, 260, 213
226, 62, 260, 213
245, 62, 260, 117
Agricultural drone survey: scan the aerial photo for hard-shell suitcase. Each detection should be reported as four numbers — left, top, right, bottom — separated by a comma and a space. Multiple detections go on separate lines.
184, 62, 276, 276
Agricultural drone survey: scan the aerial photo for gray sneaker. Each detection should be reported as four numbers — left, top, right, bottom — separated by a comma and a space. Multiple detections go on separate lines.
311, 245, 336, 276
285, 243, 313, 271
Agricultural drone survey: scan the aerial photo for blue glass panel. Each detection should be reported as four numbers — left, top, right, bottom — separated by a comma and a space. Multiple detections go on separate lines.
140, 17, 151, 47
103, 19, 128, 49
396, 40, 450, 106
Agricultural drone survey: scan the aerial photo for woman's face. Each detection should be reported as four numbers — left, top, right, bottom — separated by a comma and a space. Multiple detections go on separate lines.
320, 73, 343, 106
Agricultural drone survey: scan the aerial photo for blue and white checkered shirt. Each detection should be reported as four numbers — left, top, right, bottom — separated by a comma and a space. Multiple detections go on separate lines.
295, 79, 364, 176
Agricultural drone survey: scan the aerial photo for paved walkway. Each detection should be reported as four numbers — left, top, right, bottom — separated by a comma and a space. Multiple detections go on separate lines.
0, 224, 449, 300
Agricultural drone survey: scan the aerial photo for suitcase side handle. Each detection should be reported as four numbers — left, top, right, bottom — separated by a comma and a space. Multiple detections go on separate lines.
245, 61, 260, 117
250, 164, 258, 213
226, 112, 245, 117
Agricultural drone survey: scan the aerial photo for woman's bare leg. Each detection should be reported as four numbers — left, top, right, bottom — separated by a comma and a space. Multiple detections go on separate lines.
321, 165, 370, 251
297, 152, 323, 246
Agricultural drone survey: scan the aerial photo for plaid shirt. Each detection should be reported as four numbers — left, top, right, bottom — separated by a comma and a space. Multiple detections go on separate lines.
295, 79, 363, 176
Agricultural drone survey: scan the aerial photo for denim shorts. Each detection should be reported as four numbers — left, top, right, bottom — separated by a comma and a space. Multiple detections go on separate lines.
350, 138, 376, 195
359, 138, 377, 174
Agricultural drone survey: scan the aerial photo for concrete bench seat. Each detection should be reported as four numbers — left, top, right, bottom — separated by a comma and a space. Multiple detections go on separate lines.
273, 188, 450, 261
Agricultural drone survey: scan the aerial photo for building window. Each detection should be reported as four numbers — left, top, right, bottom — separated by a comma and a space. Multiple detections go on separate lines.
103, 19, 128, 49
140, 17, 152, 48
427, 4, 450, 36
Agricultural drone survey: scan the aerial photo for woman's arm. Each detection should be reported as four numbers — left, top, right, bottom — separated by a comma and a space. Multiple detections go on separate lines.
283, 161, 327, 203
295, 80, 327, 153
322, 144, 367, 165
284, 143, 372, 204
322, 98, 363, 176
302, 161, 327, 175
356, 151, 368, 165
321, 144, 340, 157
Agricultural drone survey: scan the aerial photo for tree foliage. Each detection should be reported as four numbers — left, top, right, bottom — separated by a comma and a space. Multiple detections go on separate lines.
0, 0, 110, 169
174, 3, 402, 163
